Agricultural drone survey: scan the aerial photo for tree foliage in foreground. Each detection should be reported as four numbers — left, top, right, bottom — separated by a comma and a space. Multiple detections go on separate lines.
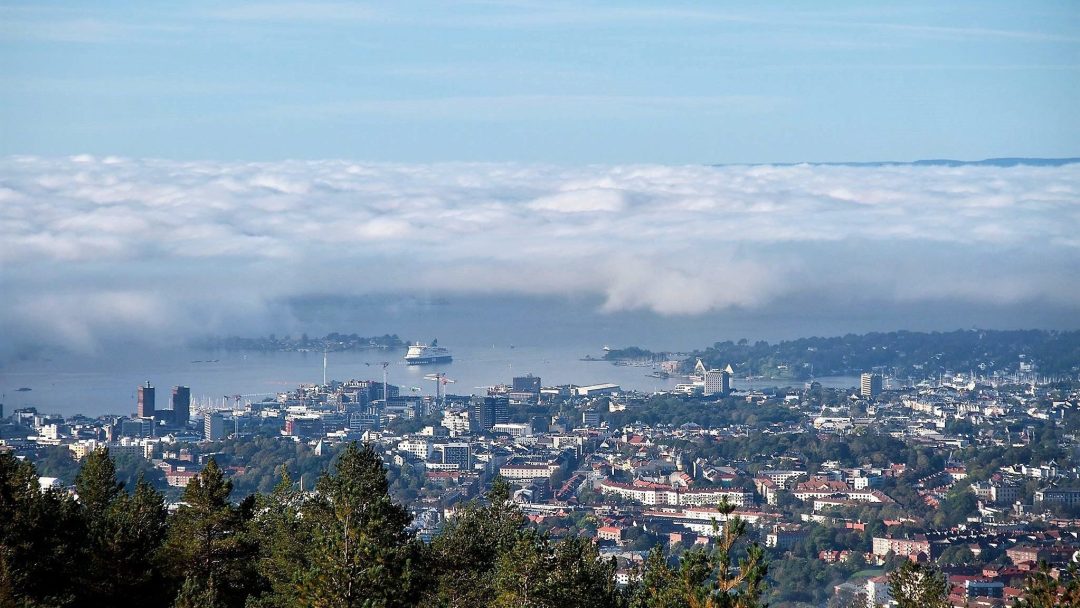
627, 502, 767, 608
887, 560, 949, 608
1011, 562, 1080, 608
15, 444, 1072, 608
7, 444, 1074, 608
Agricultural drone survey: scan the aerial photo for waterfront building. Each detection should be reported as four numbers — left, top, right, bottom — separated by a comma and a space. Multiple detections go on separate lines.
704, 365, 733, 396
574, 383, 620, 397
512, 375, 542, 394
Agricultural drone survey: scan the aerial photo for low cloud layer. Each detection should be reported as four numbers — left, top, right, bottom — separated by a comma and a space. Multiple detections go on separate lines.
1, 156, 1077, 355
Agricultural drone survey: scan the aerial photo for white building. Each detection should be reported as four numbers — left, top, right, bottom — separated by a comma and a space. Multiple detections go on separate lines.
599, 480, 753, 508
759, 469, 806, 488
398, 438, 431, 460
703, 365, 733, 396
441, 410, 471, 437
866, 576, 891, 607
574, 384, 620, 397
492, 423, 532, 437
500, 462, 559, 480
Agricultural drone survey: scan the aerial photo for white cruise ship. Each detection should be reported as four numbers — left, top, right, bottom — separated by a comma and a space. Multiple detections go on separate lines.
404, 341, 453, 365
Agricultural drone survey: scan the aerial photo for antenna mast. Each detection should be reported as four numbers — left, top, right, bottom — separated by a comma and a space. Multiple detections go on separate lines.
381, 362, 390, 403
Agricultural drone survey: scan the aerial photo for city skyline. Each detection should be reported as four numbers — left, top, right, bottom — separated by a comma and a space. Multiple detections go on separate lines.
3, 5, 1080, 605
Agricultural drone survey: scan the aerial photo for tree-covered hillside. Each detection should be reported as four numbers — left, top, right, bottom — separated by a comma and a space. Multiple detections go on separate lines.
692, 329, 1080, 379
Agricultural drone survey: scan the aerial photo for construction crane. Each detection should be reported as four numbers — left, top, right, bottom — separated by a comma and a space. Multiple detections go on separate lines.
364, 361, 392, 400
424, 372, 455, 406
226, 392, 278, 409
379, 362, 390, 402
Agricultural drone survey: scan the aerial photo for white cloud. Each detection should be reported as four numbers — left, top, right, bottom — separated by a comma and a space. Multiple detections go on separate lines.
529, 188, 627, 213
0, 156, 1077, 354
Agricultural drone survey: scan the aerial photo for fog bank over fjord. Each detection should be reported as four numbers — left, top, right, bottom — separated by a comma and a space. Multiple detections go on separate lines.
1, 156, 1077, 357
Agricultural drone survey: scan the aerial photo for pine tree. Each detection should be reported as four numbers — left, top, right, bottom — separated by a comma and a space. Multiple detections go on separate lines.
0, 452, 83, 607
75, 447, 123, 520
887, 561, 948, 608
491, 529, 625, 608
429, 477, 524, 607
1014, 561, 1080, 608
628, 547, 686, 608
160, 458, 256, 608
109, 475, 169, 607
546, 535, 622, 608
297, 442, 425, 608
247, 469, 311, 608
493, 528, 553, 608
627, 502, 767, 608
73, 448, 169, 608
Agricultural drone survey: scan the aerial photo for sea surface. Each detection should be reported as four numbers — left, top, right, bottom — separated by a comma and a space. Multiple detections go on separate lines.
0, 343, 860, 418
5, 292, 1007, 419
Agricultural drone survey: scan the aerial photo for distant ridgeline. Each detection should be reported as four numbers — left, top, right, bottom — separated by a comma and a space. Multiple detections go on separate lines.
691, 329, 1080, 381
192, 332, 405, 351
714, 157, 1080, 168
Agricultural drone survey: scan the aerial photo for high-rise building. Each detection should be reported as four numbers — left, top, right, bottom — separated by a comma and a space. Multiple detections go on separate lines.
704, 365, 733, 396
512, 375, 542, 394
204, 412, 226, 441
433, 443, 471, 469
582, 409, 601, 427
171, 386, 191, 426
120, 417, 155, 438
472, 396, 509, 431
860, 373, 883, 399
137, 381, 155, 418
471, 398, 492, 432
493, 396, 509, 425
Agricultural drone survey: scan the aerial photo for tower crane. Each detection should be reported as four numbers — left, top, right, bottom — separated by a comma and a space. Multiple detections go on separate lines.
226, 393, 278, 409
423, 372, 455, 406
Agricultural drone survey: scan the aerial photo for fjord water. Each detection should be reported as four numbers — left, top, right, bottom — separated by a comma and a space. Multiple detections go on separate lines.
0, 343, 865, 418
6, 293, 1050, 417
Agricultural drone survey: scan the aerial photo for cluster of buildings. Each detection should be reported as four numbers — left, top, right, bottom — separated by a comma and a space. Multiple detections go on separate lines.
850, 528, 1080, 607
670, 360, 734, 396
4, 350, 1080, 607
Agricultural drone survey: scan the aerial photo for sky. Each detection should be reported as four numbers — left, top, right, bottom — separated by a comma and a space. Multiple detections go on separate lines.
0, 2, 1078, 358
1, 1, 1078, 163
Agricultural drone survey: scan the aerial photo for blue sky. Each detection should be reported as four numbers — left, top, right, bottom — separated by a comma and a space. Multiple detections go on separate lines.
1, 1, 1078, 163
